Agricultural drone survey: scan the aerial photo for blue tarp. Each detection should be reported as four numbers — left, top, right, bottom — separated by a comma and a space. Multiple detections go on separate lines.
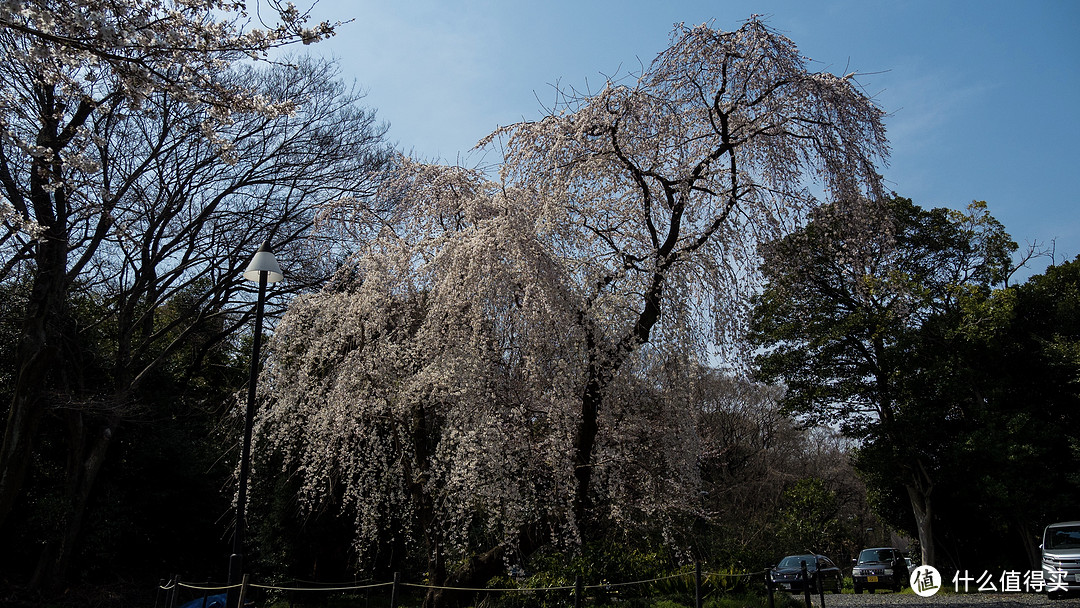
177, 593, 227, 608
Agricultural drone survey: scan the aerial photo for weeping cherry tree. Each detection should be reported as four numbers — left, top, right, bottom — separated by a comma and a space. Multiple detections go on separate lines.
255, 17, 888, 604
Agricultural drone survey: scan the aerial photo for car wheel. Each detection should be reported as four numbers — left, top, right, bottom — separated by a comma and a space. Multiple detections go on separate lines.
854, 586, 862, 594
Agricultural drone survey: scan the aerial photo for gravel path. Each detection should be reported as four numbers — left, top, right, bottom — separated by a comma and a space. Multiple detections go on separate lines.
778, 591, 1080, 607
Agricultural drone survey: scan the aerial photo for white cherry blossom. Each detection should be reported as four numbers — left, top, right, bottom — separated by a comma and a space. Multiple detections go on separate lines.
257, 17, 888, 593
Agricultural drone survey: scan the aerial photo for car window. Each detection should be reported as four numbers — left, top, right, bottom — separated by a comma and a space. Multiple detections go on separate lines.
1046, 526, 1080, 550
858, 549, 883, 563
779, 555, 816, 568
821, 557, 835, 568
859, 549, 900, 563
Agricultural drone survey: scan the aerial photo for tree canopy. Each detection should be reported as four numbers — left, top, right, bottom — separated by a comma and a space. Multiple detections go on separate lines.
256, 17, 889, 605
747, 194, 1075, 569
751, 196, 1015, 433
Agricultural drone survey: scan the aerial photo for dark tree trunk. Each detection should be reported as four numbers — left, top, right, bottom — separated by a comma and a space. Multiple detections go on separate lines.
423, 526, 547, 608
1015, 519, 1041, 571
572, 270, 666, 526
572, 347, 605, 524
0, 218, 69, 531
904, 469, 935, 568
30, 412, 118, 589
0, 84, 93, 582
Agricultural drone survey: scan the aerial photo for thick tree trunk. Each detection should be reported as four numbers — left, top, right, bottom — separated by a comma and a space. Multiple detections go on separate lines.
572, 271, 666, 525
0, 86, 91, 535
424, 545, 498, 608
905, 483, 934, 568
572, 360, 604, 523
0, 386, 47, 529
423, 526, 546, 608
0, 231, 69, 531
1014, 519, 1041, 571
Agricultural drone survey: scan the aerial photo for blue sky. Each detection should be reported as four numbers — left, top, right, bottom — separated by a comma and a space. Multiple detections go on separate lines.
296, 0, 1079, 277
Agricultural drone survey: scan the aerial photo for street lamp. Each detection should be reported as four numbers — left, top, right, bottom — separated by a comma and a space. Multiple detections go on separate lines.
228, 241, 283, 605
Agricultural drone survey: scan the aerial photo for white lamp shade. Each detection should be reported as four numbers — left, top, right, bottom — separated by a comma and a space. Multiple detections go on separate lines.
243, 244, 284, 283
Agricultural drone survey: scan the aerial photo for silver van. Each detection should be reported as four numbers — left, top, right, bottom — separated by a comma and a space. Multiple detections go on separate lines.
1042, 521, 1080, 598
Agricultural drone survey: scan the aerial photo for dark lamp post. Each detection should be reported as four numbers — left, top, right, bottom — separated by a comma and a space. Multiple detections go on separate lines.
228, 241, 282, 606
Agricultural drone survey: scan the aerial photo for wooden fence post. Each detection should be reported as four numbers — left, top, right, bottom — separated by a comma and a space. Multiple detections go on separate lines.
237, 574, 250, 607
574, 575, 583, 608
695, 561, 702, 608
168, 574, 181, 608
390, 571, 400, 608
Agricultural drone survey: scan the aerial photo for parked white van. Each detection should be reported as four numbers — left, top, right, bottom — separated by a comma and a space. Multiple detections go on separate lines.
1042, 521, 1080, 598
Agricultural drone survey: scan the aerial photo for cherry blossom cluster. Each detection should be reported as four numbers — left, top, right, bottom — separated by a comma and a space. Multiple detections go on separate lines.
0, 1, 339, 238
2, 0, 335, 112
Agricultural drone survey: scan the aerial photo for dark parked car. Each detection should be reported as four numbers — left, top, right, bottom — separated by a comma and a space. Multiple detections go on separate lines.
852, 547, 909, 593
770, 554, 843, 594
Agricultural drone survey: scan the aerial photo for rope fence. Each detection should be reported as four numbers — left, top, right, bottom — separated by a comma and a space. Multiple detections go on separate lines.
156, 565, 825, 608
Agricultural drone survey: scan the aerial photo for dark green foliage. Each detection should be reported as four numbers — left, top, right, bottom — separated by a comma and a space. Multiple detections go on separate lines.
931, 258, 1080, 570
854, 258, 1080, 572
750, 191, 1079, 572
0, 282, 250, 588
751, 195, 1015, 433
478, 541, 775, 608
776, 478, 843, 557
